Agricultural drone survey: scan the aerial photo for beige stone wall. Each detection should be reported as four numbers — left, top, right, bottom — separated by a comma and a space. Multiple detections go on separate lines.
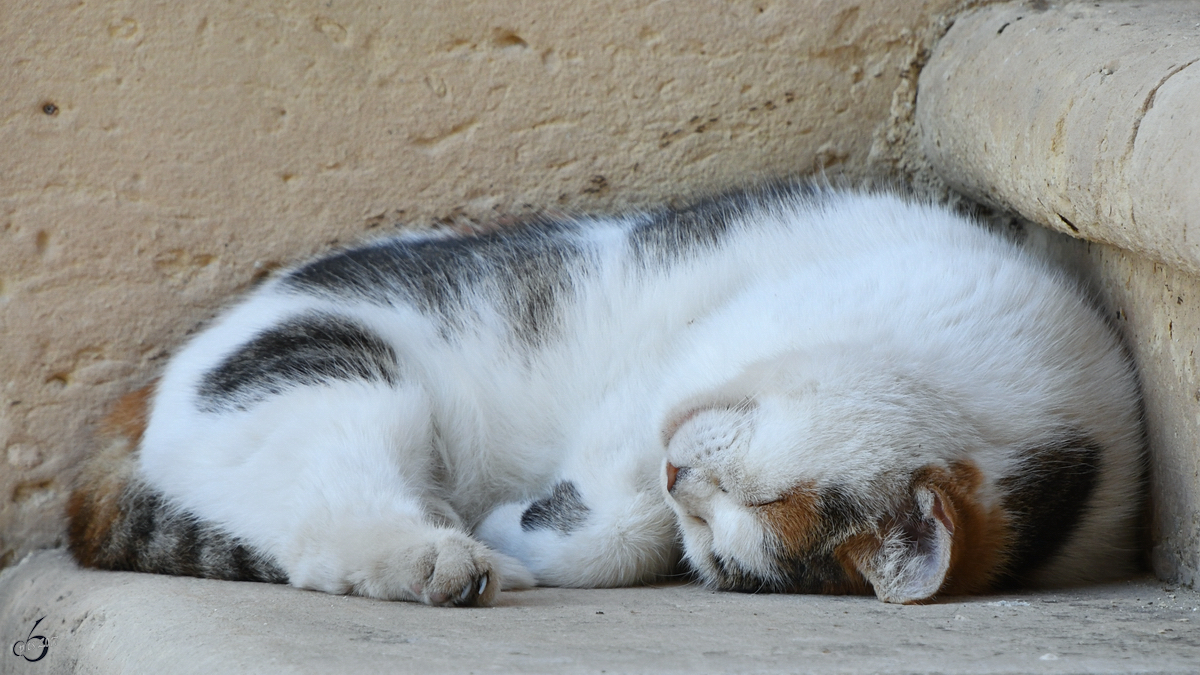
0, 0, 969, 566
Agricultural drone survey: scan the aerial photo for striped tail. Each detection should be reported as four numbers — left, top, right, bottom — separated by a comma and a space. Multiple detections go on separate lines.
67, 386, 287, 583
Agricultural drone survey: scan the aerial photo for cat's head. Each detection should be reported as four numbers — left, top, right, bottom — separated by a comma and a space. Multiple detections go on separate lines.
661, 352, 1010, 603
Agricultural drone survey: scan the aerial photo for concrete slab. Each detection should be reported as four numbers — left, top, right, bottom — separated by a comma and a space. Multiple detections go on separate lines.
3, 550, 1198, 674
917, 0, 1200, 589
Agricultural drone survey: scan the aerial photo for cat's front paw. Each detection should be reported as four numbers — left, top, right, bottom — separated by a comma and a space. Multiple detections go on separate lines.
350, 531, 500, 606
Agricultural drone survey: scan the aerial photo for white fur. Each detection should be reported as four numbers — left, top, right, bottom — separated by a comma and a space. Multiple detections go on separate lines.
136, 190, 1143, 603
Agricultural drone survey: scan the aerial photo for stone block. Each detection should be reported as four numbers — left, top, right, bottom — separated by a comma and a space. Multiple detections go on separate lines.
918, 0, 1200, 274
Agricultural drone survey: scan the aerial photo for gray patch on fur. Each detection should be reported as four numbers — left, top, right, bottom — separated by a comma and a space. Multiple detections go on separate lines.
196, 312, 401, 412
493, 238, 582, 348
815, 483, 869, 540
628, 182, 822, 266
520, 481, 590, 534
280, 186, 826, 347
281, 221, 585, 347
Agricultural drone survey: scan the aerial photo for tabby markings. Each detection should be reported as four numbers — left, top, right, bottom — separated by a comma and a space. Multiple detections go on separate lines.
68, 386, 287, 583
628, 182, 821, 266
281, 223, 584, 346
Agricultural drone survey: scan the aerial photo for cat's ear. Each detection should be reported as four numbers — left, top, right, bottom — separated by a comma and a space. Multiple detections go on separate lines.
853, 485, 955, 604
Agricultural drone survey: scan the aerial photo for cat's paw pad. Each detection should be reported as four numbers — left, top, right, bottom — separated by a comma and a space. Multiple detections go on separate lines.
352, 531, 500, 606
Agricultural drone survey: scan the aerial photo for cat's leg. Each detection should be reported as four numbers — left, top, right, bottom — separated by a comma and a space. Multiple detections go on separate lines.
143, 378, 529, 605
270, 382, 541, 604
474, 451, 680, 587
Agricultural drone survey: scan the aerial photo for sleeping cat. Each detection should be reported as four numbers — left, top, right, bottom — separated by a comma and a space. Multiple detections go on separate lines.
68, 185, 1144, 606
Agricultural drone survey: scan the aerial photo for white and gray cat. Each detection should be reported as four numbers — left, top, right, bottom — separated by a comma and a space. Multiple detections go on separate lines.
69, 185, 1144, 605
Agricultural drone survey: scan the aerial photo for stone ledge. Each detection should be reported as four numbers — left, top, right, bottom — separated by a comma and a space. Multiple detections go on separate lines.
918, 0, 1200, 276
2, 550, 1198, 674
1029, 230, 1200, 588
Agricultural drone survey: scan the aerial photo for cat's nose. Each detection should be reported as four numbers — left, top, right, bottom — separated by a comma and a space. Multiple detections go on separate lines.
666, 462, 687, 492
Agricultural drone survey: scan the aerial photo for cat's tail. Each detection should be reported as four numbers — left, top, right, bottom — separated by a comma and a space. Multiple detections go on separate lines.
67, 385, 288, 583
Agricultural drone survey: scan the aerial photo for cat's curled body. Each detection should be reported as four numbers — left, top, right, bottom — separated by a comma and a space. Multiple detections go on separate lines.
69, 187, 1144, 606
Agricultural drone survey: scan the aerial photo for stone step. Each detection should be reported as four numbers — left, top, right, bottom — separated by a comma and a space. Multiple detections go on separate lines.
2, 550, 1199, 674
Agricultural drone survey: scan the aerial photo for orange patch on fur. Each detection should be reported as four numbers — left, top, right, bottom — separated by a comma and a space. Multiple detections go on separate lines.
760, 483, 873, 594
101, 383, 155, 442
758, 482, 821, 551
68, 383, 155, 568
67, 436, 136, 567
916, 460, 1011, 596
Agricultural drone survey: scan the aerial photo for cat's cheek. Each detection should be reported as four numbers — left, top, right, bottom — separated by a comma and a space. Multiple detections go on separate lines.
709, 507, 772, 570
674, 501, 772, 585
668, 494, 707, 551
675, 518, 719, 583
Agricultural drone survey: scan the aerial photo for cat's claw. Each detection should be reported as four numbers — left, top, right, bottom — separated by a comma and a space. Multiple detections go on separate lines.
343, 530, 502, 606
442, 572, 489, 606
430, 571, 489, 607
422, 536, 499, 607
420, 571, 490, 606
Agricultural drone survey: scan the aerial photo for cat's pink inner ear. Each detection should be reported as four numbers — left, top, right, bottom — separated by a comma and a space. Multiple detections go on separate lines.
927, 486, 956, 535
914, 461, 1010, 598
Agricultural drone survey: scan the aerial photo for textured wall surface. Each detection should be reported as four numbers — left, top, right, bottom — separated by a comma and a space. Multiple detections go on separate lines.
1088, 246, 1200, 588
0, 0, 967, 567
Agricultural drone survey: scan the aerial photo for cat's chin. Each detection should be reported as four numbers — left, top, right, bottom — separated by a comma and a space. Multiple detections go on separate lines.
669, 492, 780, 592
